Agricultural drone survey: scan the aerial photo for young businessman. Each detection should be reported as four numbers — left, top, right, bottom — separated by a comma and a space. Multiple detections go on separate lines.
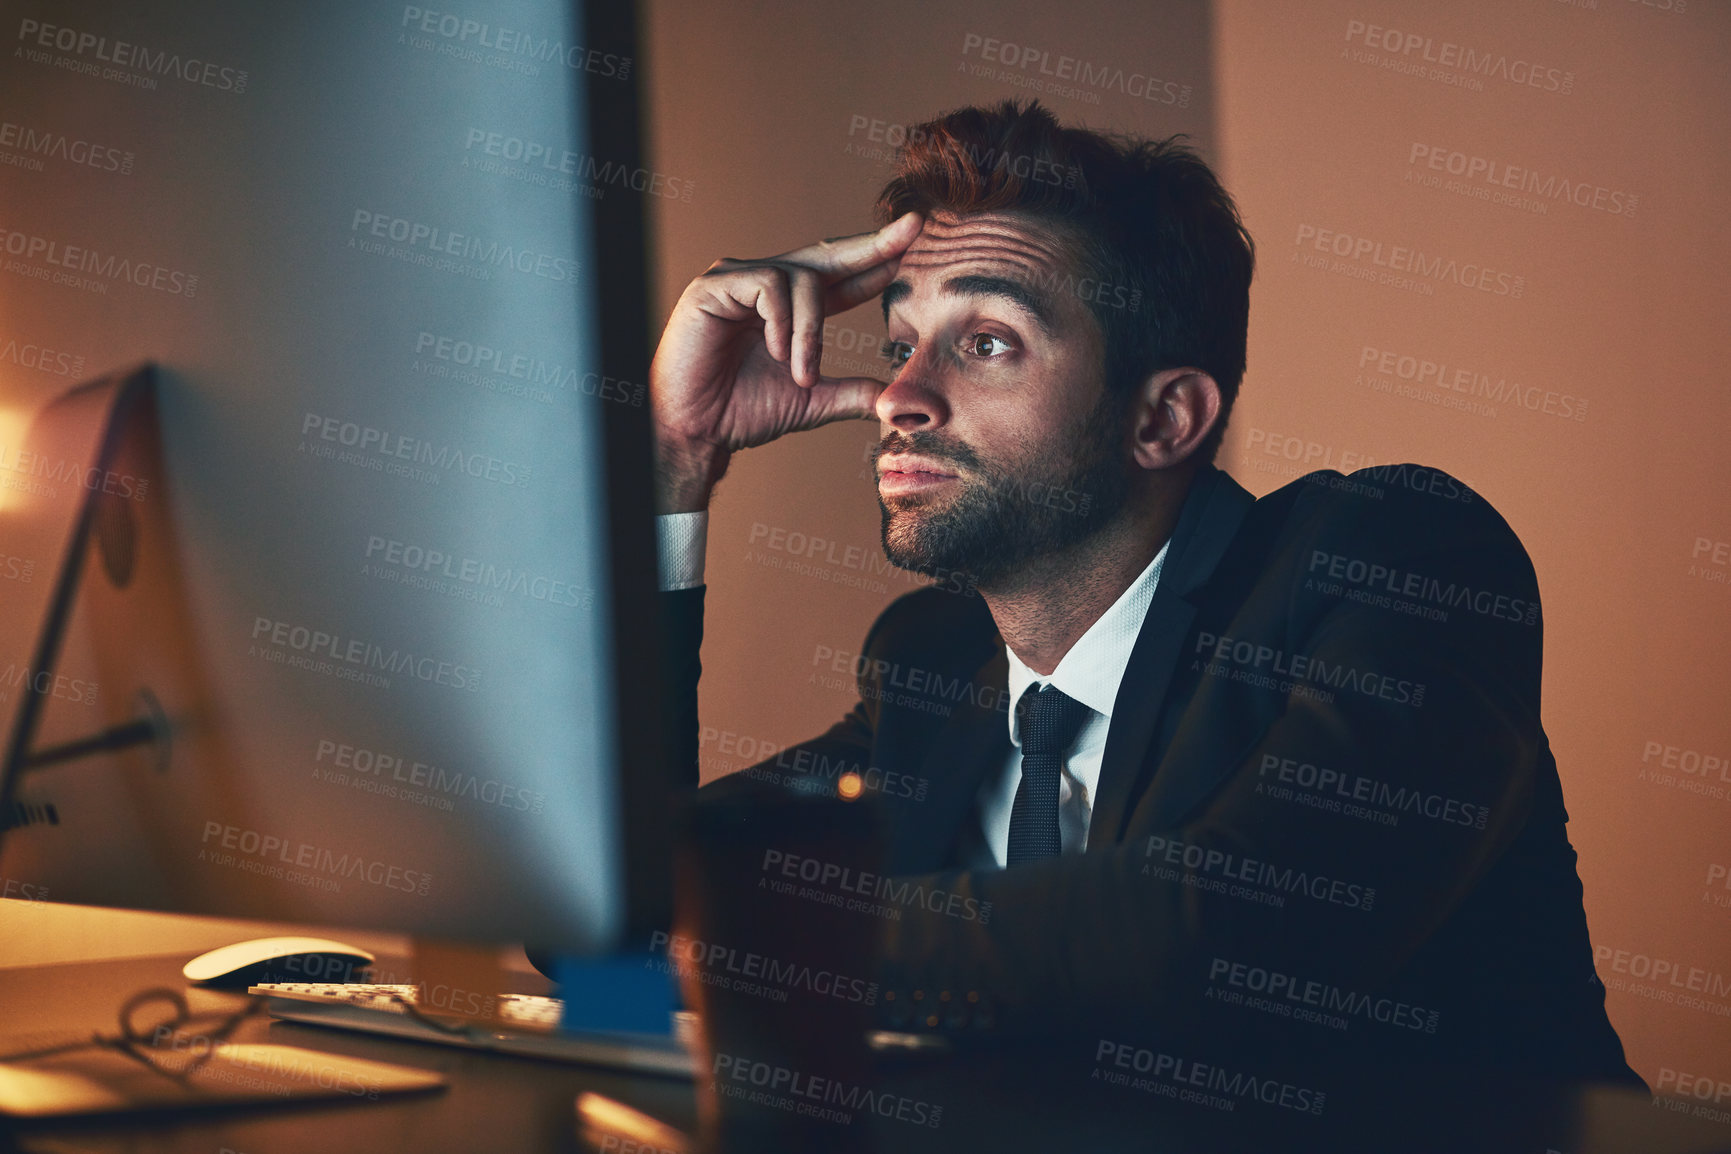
649, 101, 1638, 1085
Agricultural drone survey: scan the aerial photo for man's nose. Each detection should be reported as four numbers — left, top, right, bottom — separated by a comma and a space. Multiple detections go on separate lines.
874, 348, 949, 432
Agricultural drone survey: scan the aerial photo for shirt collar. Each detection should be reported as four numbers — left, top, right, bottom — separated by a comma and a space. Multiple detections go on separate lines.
1005, 540, 1170, 747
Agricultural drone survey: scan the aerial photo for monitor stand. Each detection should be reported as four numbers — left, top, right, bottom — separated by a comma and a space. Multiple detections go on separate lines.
0, 365, 166, 828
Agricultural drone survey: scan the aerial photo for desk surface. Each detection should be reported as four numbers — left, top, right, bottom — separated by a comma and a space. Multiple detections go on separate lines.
2, 953, 1728, 1154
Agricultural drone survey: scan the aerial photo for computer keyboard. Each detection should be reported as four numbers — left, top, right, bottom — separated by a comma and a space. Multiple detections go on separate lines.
249, 982, 697, 1078
253, 983, 579, 1033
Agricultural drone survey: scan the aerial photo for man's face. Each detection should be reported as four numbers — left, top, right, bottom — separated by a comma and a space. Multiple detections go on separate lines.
873, 211, 1129, 587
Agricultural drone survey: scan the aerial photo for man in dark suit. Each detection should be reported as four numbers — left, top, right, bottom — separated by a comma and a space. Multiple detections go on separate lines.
649, 100, 1639, 1089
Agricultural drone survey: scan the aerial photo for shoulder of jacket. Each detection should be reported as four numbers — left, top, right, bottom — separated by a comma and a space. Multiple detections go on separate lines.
860, 585, 997, 666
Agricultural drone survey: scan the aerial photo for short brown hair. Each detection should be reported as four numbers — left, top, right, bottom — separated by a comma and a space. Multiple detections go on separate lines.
875, 100, 1255, 462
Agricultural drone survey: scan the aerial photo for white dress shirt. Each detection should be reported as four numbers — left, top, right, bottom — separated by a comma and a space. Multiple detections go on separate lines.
653, 510, 1169, 866
977, 542, 1167, 866
656, 510, 709, 590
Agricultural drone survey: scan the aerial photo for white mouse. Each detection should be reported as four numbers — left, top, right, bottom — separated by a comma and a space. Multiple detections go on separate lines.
183, 936, 376, 988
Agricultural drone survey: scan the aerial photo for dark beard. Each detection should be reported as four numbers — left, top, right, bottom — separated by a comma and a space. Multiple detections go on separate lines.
875, 391, 1131, 588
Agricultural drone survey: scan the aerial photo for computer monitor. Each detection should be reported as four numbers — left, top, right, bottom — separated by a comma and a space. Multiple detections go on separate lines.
0, 0, 668, 956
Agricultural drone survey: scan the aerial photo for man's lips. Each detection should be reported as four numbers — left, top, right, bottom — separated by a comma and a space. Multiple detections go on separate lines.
878, 456, 960, 497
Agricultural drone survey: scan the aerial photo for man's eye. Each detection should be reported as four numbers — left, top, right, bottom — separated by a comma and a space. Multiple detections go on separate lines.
881, 340, 914, 370
966, 333, 1011, 357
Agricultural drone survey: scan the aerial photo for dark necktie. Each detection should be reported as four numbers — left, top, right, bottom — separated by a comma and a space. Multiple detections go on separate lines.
1006, 684, 1092, 867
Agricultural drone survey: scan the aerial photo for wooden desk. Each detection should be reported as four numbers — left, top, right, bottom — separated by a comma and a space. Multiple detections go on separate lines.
3, 953, 1729, 1154
0, 953, 696, 1154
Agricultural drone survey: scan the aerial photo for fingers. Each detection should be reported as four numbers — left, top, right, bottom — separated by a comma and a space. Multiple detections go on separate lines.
699, 211, 920, 326
747, 271, 791, 368
698, 261, 897, 388
823, 254, 905, 316
692, 213, 921, 386
787, 266, 824, 387
804, 375, 888, 427
761, 265, 829, 384
773, 211, 923, 277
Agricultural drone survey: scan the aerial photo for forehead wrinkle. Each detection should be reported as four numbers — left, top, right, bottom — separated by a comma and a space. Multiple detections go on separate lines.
901, 240, 1052, 261
899, 237, 1063, 279
917, 233, 1059, 258
923, 210, 1054, 233
897, 254, 1046, 275
883, 214, 1081, 326
920, 213, 1071, 252
920, 220, 1054, 241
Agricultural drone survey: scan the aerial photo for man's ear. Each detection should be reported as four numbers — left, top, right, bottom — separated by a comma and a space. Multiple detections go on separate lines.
1128, 367, 1223, 471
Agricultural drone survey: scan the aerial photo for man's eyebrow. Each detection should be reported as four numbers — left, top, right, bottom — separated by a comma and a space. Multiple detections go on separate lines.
944, 274, 1056, 333
879, 274, 1057, 334
881, 279, 911, 325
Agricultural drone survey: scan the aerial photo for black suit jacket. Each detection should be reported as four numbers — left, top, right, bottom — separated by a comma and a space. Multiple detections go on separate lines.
666, 464, 1641, 1087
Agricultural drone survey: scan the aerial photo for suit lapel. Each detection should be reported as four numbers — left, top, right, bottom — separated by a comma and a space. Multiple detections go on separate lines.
1089, 467, 1256, 846
886, 647, 1010, 875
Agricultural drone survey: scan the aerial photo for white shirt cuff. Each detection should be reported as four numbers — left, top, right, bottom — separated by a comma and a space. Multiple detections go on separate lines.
656, 511, 708, 591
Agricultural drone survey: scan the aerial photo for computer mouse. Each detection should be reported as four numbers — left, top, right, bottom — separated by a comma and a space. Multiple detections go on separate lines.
182, 936, 377, 989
